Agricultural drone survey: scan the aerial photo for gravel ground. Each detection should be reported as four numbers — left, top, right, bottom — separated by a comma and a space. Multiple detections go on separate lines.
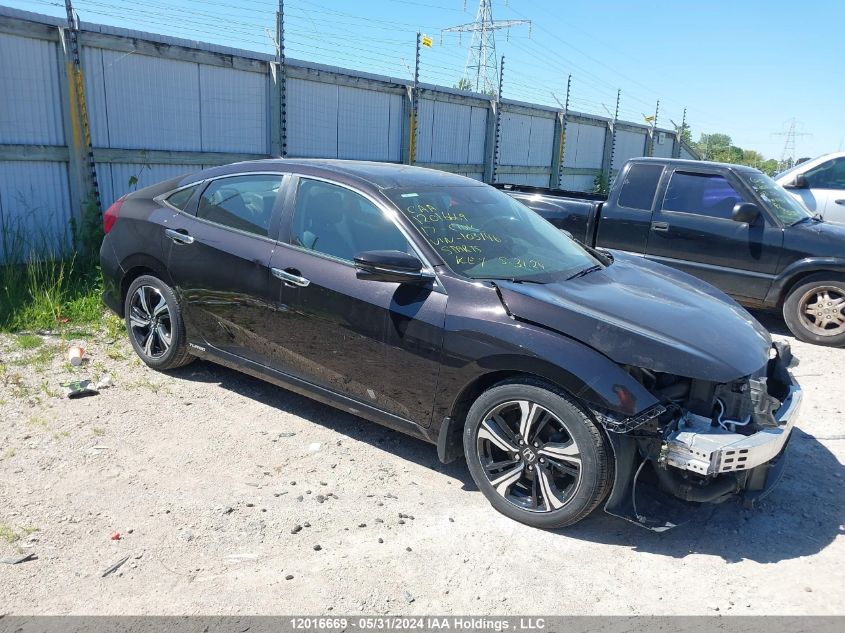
0, 310, 843, 615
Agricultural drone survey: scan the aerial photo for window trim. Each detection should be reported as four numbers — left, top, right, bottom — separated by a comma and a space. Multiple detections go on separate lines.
155, 172, 290, 244
285, 174, 437, 275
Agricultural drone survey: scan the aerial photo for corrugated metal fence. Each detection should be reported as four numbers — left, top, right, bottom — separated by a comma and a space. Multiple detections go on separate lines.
0, 6, 697, 261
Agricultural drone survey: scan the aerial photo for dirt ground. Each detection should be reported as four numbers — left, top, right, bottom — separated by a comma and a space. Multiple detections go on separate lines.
0, 310, 843, 615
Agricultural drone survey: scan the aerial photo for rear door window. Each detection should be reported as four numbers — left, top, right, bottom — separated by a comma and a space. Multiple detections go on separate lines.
617, 163, 664, 210
196, 175, 283, 237
662, 172, 746, 220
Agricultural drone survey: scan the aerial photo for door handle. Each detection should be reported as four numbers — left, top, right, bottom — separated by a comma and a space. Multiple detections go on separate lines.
651, 221, 670, 232
835, 199, 845, 206
271, 267, 310, 287
165, 228, 194, 244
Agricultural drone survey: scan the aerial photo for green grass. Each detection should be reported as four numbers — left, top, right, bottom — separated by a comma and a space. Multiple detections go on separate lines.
0, 525, 36, 543
0, 525, 19, 543
27, 416, 49, 429
16, 334, 42, 349
0, 258, 104, 333
104, 313, 125, 341
39, 380, 61, 398
11, 343, 62, 370
1, 198, 105, 333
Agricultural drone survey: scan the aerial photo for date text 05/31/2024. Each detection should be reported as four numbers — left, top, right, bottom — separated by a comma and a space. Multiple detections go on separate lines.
289, 617, 547, 631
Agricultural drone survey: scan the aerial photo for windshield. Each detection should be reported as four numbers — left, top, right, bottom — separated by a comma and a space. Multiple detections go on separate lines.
745, 172, 813, 225
384, 185, 600, 282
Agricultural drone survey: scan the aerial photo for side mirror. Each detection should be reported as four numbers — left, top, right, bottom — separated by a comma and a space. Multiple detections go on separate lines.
732, 202, 760, 224
785, 174, 809, 189
354, 250, 433, 285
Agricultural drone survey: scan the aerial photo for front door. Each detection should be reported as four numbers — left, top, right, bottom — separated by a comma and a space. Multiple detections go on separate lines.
164, 173, 286, 366
802, 156, 845, 223
265, 177, 446, 426
645, 169, 783, 302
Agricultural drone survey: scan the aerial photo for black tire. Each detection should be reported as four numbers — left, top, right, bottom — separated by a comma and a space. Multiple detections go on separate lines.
124, 275, 194, 370
783, 273, 845, 347
463, 377, 612, 529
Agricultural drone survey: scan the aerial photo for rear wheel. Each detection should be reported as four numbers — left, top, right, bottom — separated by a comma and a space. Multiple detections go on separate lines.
783, 273, 845, 347
124, 275, 194, 370
463, 378, 612, 529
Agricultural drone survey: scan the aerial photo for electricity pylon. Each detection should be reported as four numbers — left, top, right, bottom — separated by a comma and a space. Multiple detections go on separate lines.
443, 0, 529, 94
774, 118, 810, 170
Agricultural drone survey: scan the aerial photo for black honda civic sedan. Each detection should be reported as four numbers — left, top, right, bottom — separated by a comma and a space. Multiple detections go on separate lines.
100, 159, 802, 530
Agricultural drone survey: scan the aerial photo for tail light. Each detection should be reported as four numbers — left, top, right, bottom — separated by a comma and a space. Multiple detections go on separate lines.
103, 195, 126, 234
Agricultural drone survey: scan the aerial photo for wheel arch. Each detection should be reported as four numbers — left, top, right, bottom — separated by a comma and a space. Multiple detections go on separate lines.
436, 357, 639, 464
117, 254, 173, 316
768, 258, 845, 307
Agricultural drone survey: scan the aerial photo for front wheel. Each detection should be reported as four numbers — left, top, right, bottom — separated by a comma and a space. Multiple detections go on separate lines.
463, 378, 612, 529
783, 273, 845, 347
124, 275, 194, 370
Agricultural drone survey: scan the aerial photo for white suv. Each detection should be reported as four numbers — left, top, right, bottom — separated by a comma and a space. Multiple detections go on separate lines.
776, 152, 845, 224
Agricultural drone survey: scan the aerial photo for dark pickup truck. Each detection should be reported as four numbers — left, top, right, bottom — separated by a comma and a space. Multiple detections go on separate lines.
501, 158, 845, 347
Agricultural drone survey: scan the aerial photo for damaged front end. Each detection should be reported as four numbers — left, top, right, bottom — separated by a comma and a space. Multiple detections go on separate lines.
595, 342, 802, 531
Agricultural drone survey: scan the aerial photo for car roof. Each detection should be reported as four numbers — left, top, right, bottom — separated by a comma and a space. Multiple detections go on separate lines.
183, 158, 484, 190
806, 151, 845, 161
631, 156, 760, 173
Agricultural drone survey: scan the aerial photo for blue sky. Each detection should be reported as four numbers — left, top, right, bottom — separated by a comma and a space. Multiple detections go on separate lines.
9, 0, 843, 160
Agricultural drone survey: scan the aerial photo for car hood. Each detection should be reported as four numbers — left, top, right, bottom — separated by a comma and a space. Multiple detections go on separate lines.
785, 219, 845, 255
496, 253, 771, 382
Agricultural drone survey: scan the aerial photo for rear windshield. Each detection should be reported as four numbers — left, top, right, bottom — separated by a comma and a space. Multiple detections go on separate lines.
384, 185, 599, 282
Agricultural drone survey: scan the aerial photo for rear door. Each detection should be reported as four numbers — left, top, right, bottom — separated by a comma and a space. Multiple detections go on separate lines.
163, 172, 287, 365
644, 168, 782, 302
264, 176, 446, 426
595, 162, 664, 253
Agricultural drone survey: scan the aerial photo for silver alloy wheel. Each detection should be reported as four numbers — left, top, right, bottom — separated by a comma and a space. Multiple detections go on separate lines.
799, 286, 845, 336
476, 400, 582, 513
129, 285, 172, 358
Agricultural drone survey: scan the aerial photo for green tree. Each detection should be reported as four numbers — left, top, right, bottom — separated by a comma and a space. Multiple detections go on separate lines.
453, 78, 473, 91
760, 159, 780, 176
692, 132, 778, 174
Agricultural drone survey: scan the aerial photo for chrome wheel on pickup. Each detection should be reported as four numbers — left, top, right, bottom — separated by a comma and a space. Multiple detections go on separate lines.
784, 274, 845, 347
798, 286, 845, 336
464, 378, 612, 528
